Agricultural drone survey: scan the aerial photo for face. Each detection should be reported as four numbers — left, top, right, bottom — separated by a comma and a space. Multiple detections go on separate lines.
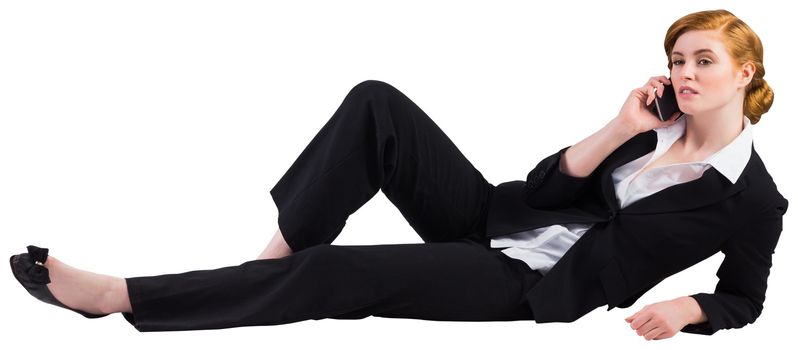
669, 30, 754, 116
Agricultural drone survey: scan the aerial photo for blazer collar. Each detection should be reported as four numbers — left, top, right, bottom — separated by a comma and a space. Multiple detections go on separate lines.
599, 130, 751, 215
652, 115, 753, 184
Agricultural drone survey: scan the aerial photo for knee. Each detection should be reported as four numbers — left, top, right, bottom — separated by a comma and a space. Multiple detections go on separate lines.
337, 80, 410, 128
347, 79, 398, 101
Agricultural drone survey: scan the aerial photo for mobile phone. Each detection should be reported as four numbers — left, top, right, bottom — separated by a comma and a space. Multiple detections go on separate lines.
647, 78, 684, 121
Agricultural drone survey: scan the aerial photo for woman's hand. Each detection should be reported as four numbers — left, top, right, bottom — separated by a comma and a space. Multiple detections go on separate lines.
614, 76, 683, 136
624, 297, 698, 340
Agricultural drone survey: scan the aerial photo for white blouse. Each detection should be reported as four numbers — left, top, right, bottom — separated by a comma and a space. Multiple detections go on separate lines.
490, 116, 753, 275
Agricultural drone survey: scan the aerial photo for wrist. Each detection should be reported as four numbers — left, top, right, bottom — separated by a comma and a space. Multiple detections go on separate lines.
609, 117, 638, 141
678, 296, 707, 324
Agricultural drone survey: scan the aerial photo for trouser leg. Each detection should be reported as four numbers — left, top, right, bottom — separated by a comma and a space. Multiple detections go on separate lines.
269, 80, 494, 252
121, 239, 542, 332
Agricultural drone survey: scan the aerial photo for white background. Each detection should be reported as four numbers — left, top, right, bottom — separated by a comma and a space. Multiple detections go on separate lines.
1, 0, 795, 349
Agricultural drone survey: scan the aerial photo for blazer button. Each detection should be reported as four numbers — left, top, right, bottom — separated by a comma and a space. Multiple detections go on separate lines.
608, 211, 616, 220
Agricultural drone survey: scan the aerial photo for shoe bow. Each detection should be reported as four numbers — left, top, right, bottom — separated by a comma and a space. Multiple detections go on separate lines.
25, 245, 51, 284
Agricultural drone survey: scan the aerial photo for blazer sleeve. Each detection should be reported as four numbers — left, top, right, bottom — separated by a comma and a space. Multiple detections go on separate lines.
680, 196, 789, 335
523, 145, 595, 210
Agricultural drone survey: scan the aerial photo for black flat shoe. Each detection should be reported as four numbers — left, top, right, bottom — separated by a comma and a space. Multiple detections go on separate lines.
10, 245, 108, 319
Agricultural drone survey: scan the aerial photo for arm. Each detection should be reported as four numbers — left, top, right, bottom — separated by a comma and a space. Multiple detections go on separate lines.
683, 296, 708, 324
626, 197, 788, 339
560, 117, 638, 178
524, 117, 637, 209
625, 296, 707, 340
680, 196, 789, 335
525, 75, 683, 210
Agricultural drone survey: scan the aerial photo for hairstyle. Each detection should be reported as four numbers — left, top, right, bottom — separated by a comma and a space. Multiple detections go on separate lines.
663, 9, 773, 124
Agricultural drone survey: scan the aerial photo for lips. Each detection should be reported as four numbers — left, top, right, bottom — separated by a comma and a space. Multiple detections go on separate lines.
679, 86, 698, 94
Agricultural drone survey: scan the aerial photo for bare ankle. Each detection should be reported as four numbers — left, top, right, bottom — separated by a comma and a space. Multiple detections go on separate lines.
99, 277, 132, 314
256, 227, 294, 260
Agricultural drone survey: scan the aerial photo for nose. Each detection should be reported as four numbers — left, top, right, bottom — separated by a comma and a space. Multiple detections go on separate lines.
677, 62, 696, 83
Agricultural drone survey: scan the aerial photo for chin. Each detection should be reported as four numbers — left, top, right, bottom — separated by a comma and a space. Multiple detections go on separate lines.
677, 105, 698, 115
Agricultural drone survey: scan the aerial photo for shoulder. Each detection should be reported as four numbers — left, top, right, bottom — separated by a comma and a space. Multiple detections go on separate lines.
736, 147, 789, 215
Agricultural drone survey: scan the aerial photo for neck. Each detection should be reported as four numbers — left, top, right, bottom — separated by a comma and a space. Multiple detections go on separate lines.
678, 97, 745, 159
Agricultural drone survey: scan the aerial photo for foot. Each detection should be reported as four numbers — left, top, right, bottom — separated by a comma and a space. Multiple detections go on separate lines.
43, 256, 132, 314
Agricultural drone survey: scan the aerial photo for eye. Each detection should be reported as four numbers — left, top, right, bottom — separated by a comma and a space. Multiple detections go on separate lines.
671, 58, 713, 66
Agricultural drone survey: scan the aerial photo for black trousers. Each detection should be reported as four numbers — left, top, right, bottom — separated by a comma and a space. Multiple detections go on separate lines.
122, 80, 543, 332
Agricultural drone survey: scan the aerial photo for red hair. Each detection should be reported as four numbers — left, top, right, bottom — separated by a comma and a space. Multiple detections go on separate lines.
664, 9, 773, 124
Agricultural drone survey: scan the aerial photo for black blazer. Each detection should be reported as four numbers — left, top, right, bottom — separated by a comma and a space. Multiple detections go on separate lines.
484, 129, 789, 335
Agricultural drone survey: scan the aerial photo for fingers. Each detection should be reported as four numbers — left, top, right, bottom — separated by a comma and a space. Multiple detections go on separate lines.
650, 75, 671, 87
625, 304, 674, 341
645, 327, 666, 341
647, 86, 655, 106
645, 76, 670, 106
646, 84, 660, 106
625, 310, 642, 323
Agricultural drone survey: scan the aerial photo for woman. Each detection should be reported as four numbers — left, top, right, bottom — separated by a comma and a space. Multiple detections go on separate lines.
10, 9, 787, 340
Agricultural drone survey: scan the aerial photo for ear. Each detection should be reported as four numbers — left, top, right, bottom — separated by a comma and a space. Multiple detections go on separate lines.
737, 61, 756, 88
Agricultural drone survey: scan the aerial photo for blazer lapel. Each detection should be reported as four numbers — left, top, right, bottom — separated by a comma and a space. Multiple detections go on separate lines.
599, 131, 656, 211
598, 131, 750, 215
622, 167, 748, 214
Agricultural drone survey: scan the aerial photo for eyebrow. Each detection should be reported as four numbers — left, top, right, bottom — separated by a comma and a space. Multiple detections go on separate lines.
672, 49, 716, 56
